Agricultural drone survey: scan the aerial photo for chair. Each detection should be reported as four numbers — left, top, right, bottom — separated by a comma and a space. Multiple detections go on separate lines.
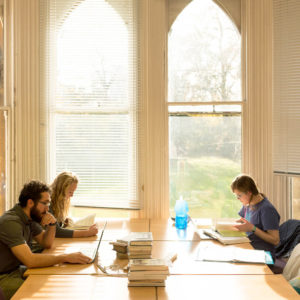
275, 219, 300, 258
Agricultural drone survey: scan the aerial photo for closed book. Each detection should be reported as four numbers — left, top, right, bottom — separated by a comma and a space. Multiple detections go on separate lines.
113, 245, 128, 253
128, 245, 152, 252
117, 252, 129, 259
130, 241, 152, 246
128, 270, 169, 275
118, 232, 153, 245
129, 258, 169, 271
128, 280, 165, 287
128, 273, 168, 281
129, 254, 152, 259
129, 249, 152, 254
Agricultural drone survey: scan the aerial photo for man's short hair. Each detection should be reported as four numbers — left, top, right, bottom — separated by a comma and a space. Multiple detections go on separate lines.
19, 180, 51, 207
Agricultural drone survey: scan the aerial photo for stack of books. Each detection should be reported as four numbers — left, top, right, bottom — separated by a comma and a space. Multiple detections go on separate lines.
109, 241, 128, 259
118, 232, 153, 259
128, 258, 169, 287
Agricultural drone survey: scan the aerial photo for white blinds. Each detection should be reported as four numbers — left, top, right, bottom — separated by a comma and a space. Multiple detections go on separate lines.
40, 0, 140, 209
273, 0, 300, 175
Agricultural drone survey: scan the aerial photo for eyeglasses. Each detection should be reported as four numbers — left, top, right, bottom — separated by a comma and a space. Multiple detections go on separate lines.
235, 193, 245, 199
39, 201, 51, 207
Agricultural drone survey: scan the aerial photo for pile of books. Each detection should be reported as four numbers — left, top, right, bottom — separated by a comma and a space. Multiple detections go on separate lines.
111, 232, 153, 259
118, 232, 153, 259
109, 241, 128, 259
128, 258, 169, 287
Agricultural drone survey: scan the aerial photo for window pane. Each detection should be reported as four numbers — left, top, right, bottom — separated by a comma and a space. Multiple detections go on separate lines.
168, 0, 241, 102
292, 177, 300, 218
169, 114, 241, 219
56, 113, 137, 209
0, 111, 6, 214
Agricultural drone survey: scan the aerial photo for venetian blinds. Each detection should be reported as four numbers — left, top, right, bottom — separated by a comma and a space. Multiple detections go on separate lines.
40, 0, 140, 209
273, 0, 300, 175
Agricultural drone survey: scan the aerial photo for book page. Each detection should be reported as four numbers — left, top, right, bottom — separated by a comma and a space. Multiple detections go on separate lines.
196, 245, 234, 262
65, 213, 96, 229
214, 219, 247, 237
234, 248, 266, 264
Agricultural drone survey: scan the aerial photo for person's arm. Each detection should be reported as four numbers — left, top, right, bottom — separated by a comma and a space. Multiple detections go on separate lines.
55, 222, 74, 238
234, 217, 280, 245
34, 212, 57, 248
11, 243, 92, 268
72, 224, 98, 238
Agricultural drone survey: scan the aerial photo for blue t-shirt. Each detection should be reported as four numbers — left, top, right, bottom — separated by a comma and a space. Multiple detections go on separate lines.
238, 197, 280, 254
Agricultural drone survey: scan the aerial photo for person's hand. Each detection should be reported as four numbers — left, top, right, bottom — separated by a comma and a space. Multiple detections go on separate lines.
63, 218, 72, 228
233, 217, 253, 232
41, 212, 57, 227
64, 252, 92, 264
86, 224, 98, 237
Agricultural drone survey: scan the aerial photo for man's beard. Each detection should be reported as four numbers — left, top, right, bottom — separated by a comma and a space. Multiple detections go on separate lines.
30, 205, 43, 223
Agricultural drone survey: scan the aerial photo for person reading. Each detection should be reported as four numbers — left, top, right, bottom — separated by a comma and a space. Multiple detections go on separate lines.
50, 171, 98, 238
231, 174, 280, 258
0, 180, 92, 300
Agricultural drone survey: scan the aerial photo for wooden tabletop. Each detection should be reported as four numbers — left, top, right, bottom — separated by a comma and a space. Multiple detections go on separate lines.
16, 218, 297, 300
60, 218, 150, 241
12, 275, 156, 300
24, 240, 128, 276
26, 219, 273, 276
150, 219, 200, 241
157, 275, 299, 300
151, 240, 273, 275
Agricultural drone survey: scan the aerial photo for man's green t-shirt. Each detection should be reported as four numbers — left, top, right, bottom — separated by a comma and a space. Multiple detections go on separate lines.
0, 204, 43, 273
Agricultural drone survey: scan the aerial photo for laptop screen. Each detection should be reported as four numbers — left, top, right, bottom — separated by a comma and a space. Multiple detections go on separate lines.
93, 221, 107, 259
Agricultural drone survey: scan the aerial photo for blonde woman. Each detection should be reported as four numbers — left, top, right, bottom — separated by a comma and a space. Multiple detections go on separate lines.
50, 172, 98, 238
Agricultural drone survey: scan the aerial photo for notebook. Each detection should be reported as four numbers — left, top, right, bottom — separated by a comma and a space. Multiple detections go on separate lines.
66, 221, 107, 263
196, 244, 273, 264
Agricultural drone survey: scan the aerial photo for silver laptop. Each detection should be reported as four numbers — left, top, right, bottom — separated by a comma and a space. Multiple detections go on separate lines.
72, 221, 107, 263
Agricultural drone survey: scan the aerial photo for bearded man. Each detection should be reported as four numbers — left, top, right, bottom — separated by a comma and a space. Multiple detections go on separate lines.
0, 180, 92, 299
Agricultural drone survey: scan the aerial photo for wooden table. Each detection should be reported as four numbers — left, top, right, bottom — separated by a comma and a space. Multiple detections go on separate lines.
17, 218, 298, 299
24, 240, 128, 276
63, 218, 150, 241
12, 275, 156, 300
157, 275, 299, 299
151, 240, 273, 275
150, 219, 200, 241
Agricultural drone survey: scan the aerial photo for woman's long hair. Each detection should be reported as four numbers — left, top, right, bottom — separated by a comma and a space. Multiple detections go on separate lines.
50, 171, 78, 223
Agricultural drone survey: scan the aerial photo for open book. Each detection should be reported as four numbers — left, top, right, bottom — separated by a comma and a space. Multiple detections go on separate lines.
196, 244, 273, 264
65, 213, 96, 230
203, 228, 250, 245
214, 220, 248, 237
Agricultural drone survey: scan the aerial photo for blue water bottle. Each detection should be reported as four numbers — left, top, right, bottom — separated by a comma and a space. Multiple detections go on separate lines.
175, 196, 189, 229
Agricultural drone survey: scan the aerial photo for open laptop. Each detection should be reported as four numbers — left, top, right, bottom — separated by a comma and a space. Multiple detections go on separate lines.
66, 221, 107, 263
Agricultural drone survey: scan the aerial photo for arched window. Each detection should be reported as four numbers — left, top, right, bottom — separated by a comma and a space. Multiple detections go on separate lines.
168, 0, 242, 218
40, 0, 139, 213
